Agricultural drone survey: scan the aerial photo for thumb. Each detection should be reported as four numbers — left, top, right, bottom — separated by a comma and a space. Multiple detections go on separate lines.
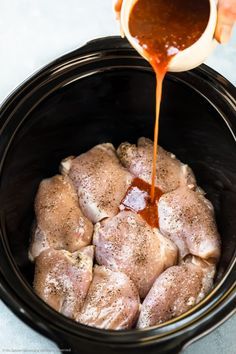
215, 0, 236, 43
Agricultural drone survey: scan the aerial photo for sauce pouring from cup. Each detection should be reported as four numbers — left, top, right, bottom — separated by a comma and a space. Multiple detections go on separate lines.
119, 0, 212, 204
129, 0, 210, 202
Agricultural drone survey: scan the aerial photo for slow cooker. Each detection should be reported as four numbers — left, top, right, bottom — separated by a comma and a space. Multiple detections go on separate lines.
0, 36, 235, 354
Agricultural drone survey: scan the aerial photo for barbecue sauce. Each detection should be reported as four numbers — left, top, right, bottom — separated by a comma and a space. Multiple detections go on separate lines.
124, 0, 209, 227
121, 178, 163, 228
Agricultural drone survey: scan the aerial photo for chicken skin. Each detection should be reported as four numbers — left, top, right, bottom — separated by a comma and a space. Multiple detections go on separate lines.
29, 175, 93, 261
61, 143, 133, 224
117, 137, 196, 193
158, 186, 221, 260
76, 265, 140, 330
34, 246, 94, 319
93, 210, 178, 298
137, 256, 215, 328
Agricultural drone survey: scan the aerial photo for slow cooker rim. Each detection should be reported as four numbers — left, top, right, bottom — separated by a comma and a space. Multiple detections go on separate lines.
0, 36, 236, 348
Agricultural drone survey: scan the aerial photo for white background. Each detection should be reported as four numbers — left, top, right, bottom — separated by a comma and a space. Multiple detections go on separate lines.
0, 1, 235, 353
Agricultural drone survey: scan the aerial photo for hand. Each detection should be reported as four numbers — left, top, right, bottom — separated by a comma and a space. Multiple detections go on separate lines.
113, 0, 123, 20
113, 0, 125, 36
215, 0, 236, 43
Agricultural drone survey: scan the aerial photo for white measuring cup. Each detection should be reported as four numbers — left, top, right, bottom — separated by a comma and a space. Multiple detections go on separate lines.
119, 0, 218, 72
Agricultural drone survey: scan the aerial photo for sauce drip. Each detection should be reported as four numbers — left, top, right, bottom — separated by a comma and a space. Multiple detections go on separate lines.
121, 177, 163, 228
129, 0, 210, 203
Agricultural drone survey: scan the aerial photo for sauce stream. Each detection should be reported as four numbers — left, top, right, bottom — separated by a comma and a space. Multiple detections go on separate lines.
121, 178, 163, 228
129, 0, 210, 204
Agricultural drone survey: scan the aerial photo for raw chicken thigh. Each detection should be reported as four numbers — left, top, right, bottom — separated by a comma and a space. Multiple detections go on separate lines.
93, 210, 177, 298
61, 143, 133, 223
117, 137, 195, 193
76, 265, 140, 330
137, 256, 215, 328
34, 246, 94, 319
29, 175, 93, 260
30, 136, 221, 330
158, 186, 221, 260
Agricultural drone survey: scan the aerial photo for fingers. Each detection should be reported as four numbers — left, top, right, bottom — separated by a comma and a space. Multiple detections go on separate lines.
113, 0, 123, 20
215, 0, 236, 43
113, 0, 125, 37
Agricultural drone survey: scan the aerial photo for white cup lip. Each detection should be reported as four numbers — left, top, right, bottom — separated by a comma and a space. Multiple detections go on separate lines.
170, 0, 218, 71
121, 0, 218, 72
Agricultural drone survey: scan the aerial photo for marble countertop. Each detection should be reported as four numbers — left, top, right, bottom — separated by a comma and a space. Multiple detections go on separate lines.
0, 1, 235, 353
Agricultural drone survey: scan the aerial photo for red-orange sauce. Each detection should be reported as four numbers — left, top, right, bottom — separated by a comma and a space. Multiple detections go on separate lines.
121, 177, 163, 228
129, 0, 210, 203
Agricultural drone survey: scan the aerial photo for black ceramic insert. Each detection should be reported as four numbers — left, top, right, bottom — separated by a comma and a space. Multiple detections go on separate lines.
0, 37, 235, 354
